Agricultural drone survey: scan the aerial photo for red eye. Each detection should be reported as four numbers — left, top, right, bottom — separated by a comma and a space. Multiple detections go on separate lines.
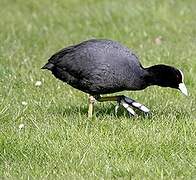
176, 75, 181, 81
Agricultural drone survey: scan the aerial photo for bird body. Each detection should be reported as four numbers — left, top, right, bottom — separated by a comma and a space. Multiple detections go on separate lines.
43, 39, 148, 94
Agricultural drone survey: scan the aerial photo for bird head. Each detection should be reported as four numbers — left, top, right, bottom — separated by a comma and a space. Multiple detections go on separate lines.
146, 64, 188, 96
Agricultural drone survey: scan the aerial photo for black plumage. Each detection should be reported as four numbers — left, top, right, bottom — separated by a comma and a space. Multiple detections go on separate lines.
42, 39, 187, 116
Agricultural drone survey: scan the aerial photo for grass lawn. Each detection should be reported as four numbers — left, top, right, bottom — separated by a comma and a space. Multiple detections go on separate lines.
0, 0, 196, 179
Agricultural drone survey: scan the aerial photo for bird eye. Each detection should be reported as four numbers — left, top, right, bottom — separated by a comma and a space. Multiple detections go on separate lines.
176, 74, 181, 82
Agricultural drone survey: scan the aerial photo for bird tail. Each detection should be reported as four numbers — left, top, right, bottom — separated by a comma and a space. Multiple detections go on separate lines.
41, 62, 54, 70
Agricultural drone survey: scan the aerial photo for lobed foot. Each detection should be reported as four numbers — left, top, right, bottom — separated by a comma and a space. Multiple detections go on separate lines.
94, 94, 150, 117
116, 96, 150, 116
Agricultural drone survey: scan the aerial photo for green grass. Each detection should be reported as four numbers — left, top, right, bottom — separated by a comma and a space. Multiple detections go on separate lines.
0, 0, 196, 179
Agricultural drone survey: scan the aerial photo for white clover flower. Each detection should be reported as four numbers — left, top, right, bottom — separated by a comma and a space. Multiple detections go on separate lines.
19, 124, 25, 129
35, 81, 42, 87
21, 101, 28, 106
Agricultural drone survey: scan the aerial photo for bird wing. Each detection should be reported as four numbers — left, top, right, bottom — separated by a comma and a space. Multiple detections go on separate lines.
48, 39, 142, 81
48, 44, 92, 80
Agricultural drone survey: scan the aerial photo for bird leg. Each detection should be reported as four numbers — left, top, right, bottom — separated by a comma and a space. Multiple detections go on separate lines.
94, 95, 150, 116
88, 95, 96, 117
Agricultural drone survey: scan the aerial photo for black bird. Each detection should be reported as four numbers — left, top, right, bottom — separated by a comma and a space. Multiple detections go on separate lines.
42, 39, 188, 117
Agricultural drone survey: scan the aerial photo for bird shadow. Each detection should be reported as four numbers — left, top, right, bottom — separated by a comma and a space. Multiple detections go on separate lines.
49, 103, 151, 119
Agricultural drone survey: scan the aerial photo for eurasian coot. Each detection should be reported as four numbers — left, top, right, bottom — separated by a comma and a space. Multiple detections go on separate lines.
42, 39, 188, 117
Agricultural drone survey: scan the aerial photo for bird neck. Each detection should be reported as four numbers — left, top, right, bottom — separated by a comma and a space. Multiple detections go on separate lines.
144, 65, 168, 87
